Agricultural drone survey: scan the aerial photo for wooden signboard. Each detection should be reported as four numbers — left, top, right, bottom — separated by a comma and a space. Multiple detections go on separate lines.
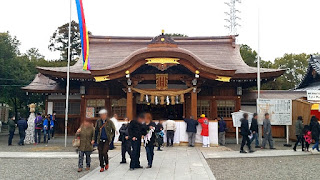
156, 74, 168, 90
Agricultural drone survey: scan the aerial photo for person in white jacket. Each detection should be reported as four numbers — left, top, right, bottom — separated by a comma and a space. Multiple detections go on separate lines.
164, 116, 176, 147
110, 114, 119, 150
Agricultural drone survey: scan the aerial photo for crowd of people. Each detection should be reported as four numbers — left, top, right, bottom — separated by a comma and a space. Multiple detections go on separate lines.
75, 109, 220, 172
239, 112, 320, 154
7, 112, 56, 146
293, 115, 320, 152
239, 112, 276, 153
8, 107, 320, 172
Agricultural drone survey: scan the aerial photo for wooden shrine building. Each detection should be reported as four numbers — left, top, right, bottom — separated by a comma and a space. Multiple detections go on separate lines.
23, 33, 284, 135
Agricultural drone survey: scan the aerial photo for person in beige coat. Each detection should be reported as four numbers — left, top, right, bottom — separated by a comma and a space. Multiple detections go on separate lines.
76, 120, 95, 172
164, 116, 176, 147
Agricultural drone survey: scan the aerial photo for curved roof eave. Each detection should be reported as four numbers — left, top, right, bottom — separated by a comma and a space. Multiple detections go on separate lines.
89, 46, 237, 78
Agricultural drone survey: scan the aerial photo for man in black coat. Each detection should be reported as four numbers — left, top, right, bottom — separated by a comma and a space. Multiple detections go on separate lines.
119, 118, 132, 164
17, 117, 28, 146
250, 113, 260, 148
128, 113, 147, 170
240, 113, 254, 153
184, 116, 199, 147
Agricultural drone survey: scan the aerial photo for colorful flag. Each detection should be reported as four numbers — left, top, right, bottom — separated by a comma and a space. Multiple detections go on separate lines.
75, 0, 90, 70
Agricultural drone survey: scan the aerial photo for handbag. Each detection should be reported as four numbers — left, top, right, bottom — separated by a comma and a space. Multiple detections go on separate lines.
72, 137, 80, 147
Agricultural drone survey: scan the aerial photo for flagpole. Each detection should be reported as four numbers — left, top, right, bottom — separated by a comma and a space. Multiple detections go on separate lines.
65, 0, 72, 148
257, 1, 261, 99
257, 0, 262, 144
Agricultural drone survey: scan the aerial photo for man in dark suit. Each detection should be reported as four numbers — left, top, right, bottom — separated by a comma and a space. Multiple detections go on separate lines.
17, 117, 28, 146
250, 113, 260, 148
240, 113, 254, 153
128, 113, 146, 171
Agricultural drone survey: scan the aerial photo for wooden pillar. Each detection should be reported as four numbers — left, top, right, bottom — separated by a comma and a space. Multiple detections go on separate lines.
212, 96, 217, 119
105, 87, 113, 116
45, 96, 48, 115
80, 95, 86, 123
236, 96, 241, 111
191, 90, 197, 119
127, 88, 133, 120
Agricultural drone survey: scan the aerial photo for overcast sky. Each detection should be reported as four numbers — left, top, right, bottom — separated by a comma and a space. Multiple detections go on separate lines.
1, 0, 319, 61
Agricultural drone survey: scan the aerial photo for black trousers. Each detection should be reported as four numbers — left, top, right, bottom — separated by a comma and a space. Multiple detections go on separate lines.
306, 142, 310, 150
240, 135, 251, 151
167, 130, 174, 146
145, 146, 154, 166
110, 136, 115, 150
130, 139, 141, 168
294, 135, 305, 150
98, 140, 109, 168
18, 130, 26, 145
121, 140, 132, 162
8, 131, 14, 145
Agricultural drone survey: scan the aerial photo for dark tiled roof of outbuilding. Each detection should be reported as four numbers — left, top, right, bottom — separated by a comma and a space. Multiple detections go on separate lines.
22, 73, 60, 92
242, 90, 306, 103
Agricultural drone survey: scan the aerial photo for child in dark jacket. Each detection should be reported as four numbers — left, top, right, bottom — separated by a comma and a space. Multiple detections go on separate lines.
304, 125, 311, 152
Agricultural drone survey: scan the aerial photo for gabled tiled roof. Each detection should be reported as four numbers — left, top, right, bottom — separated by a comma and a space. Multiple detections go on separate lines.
35, 35, 284, 80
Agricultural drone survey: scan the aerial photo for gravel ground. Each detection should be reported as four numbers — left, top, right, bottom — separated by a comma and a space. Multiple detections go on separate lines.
0, 157, 100, 180
207, 155, 320, 180
224, 138, 296, 151
0, 133, 76, 152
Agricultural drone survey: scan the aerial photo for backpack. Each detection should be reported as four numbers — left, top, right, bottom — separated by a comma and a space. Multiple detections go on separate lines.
35, 117, 43, 128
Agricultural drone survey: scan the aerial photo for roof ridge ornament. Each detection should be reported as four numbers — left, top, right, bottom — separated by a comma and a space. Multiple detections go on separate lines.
148, 30, 177, 48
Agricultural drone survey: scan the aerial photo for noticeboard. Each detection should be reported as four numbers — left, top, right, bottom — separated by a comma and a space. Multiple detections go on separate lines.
257, 99, 292, 125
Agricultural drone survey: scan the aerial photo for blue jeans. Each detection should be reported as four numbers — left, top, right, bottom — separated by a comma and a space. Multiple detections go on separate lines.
312, 139, 319, 151
43, 129, 49, 143
35, 129, 41, 143
250, 132, 259, 146
78, 151, 92, 168
8, 131, 14, 145
145, 146, 154, 166
50, 128, 55, 138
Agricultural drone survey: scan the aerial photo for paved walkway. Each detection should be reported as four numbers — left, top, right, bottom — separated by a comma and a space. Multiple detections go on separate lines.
80, 147, 215, 180
201, 148, 316, 159
0, 150, 119, 159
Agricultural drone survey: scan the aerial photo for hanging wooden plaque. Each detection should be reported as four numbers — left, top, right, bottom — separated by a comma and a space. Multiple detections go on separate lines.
156, 74, 168, 90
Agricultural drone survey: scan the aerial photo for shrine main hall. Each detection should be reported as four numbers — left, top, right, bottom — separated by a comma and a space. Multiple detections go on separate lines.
23, 33, 284, 139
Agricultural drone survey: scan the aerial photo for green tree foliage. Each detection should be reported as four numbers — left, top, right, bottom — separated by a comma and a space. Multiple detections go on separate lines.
0, 32, 68, 118
240, 44, 257, 67
48, 21, 82, 61
272, 53, 309, 90
240, 44, 309, 90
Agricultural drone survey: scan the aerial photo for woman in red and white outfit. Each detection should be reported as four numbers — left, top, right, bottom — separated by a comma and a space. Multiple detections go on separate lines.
198, 114, 210, 147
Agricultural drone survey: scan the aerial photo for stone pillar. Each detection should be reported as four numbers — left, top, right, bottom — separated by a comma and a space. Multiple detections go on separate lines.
127, 88, 133, 120
191, 89, 197, 119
